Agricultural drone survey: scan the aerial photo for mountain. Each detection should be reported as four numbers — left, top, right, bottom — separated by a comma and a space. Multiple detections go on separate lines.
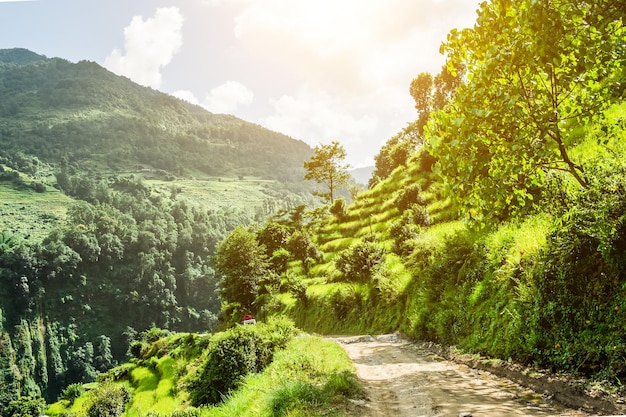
0, 48, 313, 182
349, 165, 374, 185
0, 48, 318, 404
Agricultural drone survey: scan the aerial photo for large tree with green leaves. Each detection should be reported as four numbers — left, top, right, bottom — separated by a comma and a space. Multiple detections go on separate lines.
427, 0, 626, 224
214, 226, 270, 310
303, 141, 351, 204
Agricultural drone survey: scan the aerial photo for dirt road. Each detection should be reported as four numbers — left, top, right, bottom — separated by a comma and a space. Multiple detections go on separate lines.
333, 334, 589, 417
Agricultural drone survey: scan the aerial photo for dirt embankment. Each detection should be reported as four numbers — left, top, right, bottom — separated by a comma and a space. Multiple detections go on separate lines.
332, 334, 625, 417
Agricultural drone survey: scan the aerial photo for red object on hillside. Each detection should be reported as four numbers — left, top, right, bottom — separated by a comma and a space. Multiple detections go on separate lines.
242, 315, 256, 325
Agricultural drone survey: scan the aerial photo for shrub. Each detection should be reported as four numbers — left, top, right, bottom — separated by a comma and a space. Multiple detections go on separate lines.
4, 396, 45, 417
406, 204, 431, 227
329, 286, 363, 318
59, 383, 85, 404
142, 327, 169, 343
129, 341, 148, 359
269, 248, 291, 274
335, 239, 386, 282
329, 197, 348, 221
389, 219, 420, 256
394, 184, 424, 212
85, 383, 131, 417
187, 319, 297, 406
283, 273, 308, 303
287, 231, 322, 271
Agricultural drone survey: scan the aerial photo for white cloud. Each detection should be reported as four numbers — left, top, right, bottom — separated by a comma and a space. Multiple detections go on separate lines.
229, 0, 479, 166
171, 90, 200, 105
105, 7, 184, 89
262, 85, 378, 146
172, 82, 254, 115
203, 81, 254, 114
233, 0, 478, 93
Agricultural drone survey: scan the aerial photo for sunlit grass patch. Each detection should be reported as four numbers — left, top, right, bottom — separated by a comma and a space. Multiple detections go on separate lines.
484, 214, 551, 280
308, 261, 338, 278
320, 237, 358, 253
201, 335, 361, 417
128, 365, 160, 414
385, 254, 412, 293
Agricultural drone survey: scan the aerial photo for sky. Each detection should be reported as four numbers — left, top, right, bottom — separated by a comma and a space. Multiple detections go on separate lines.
0, 0, 481, 167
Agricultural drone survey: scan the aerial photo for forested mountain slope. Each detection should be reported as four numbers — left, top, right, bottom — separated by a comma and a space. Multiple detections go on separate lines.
0, 48, 312, 180
0, 48, 316, 405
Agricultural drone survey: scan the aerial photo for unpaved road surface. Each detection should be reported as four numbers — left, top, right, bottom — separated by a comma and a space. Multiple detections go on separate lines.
333, 335, 589, 417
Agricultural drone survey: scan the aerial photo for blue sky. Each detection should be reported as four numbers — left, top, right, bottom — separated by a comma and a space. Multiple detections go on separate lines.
0, 0, 480, 167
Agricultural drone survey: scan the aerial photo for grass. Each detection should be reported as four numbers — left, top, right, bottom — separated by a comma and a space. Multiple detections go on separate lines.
146, 176, 280, 212
0, 180, 73, 241
201, 335, 362, 417
47, 332, 362, 417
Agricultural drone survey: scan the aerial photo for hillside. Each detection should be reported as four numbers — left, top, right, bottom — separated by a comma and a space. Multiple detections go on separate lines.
210, 0, 626, 401
41, 319, 362, 417
0, 48, 312, 180
0, 48, 317, 406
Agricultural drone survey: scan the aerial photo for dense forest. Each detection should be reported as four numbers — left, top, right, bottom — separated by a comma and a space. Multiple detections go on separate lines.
0, 48, 317, 404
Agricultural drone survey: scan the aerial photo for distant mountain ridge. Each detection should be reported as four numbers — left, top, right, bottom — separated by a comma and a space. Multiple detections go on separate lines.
0, 48, 47, 65
349, 165, 374, 185
0, 48, 313, 182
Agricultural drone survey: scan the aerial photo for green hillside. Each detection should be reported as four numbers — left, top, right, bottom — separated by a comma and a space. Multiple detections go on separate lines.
0, 48, 317, 406
44, 318, 362, 417
3, 0, 626, 414
0, 48, 312, 180
211, 0, 626, 395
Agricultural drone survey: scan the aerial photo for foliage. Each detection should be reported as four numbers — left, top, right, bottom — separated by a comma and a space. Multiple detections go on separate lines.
329, 196, 348, 221
369, 123, 421, 187
256, 222, 290, 258
427, 0, 626, 224
84, 383, 131, 417
303, 141, 351, 204
187, 318, 297, 406
0, 50, 313, 183
214, 226, 270, 310
335, 239, 386, 283
59, 383, 85, 404
409, 63, 464, 135
394, 184, 424, 212
286, 230, 322, 271
3, 396, 46, 417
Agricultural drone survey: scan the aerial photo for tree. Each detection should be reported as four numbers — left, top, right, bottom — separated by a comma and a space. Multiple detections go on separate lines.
214, 226, 269, 310
303, 141, 351, 204
427, 0, 626, 224
370, 122, 421, 187
4, 396, 45, 417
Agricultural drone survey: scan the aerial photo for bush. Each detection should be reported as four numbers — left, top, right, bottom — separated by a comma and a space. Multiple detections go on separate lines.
4, 396, 45, 417
335, 239, 386, 282
329, 286, 363, 318
287, 231, 322, 271
406, 204, 431, 227
59, 383, 85, 404
394, 184, 424, 212
85, 383, 131, 417
187, 319, 297, 406
329, 197, 348, 221
269, 248, 291, 274
389, 219, 420, 256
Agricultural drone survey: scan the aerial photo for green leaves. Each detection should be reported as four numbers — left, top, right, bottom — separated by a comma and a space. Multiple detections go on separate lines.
303, 141, 351, 204
427, 0, 626, 224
